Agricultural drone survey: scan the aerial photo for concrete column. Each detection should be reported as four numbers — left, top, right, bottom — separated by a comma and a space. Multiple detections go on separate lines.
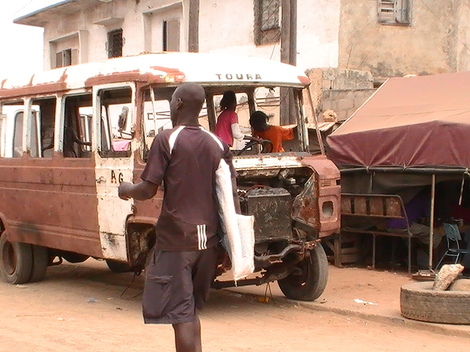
188, 0, 199, 52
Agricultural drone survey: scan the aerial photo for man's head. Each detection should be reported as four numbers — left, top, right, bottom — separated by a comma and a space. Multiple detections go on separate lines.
249, 110, 269, 132
170, 83, 206, 126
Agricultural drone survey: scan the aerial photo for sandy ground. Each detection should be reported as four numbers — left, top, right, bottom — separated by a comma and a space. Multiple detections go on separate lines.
0, 260, 469, 352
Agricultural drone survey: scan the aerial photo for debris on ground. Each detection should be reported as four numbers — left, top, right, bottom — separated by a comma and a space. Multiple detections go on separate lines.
353, 299, 377, 305
433, 264, 464, 291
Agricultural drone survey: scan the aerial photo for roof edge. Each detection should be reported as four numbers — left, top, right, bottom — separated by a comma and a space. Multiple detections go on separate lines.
14, 0, 75, 26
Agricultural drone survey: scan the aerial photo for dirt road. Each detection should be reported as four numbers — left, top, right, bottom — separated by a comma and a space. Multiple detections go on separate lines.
0, 260, 468, 352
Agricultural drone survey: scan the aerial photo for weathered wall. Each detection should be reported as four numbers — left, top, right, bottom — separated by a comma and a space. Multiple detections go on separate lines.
296, 0, 340, 69
306, 68, 374, 121
41, 0, 190, 69
198, 0, 341, 71
455, 2, 470, 71
198, 1, 276, 60
34, 0, 341, 72
338, 0, 466, 78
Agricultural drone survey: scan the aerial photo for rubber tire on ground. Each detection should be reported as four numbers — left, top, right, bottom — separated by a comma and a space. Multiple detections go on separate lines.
400, 281, 470, 324
277, 244, 328, 301
0, 233, 33, 284
106, 259, 132, 273
29, 245, 49, 282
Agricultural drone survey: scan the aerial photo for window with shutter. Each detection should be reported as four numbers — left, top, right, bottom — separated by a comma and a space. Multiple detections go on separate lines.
163, 20, 180, 52
254, 0, 281, 45
107, 29, 123, 58
378, 0, 411, 25
54, 49, 74, 68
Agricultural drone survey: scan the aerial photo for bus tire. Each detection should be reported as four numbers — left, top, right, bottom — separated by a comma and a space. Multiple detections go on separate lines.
29, 245, 48, 282
0, 233, 33, 284
106, 259, 132, 273
277, 244, 329, 301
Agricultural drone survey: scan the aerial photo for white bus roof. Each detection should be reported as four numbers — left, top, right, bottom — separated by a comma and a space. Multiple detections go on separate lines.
0, 53, 309, 99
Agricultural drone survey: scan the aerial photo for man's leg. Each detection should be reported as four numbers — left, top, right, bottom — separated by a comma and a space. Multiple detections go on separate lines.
173, 313, 202, 352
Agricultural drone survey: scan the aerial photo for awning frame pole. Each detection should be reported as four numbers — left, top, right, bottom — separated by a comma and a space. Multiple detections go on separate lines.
429, 174, 436, 271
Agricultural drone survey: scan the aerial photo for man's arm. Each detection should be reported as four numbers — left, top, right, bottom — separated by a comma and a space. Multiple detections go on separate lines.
118, 180, 159, 201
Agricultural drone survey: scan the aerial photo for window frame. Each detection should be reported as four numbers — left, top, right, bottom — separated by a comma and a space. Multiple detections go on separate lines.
163, 19, 180, 52
107, 28, 124, 58
28, 96, 57, 158
62, 93, 94, 158
12, 111, 24, 158
94, 84, 134, 158
377, 0, 411, 26
254, 0, 281, 46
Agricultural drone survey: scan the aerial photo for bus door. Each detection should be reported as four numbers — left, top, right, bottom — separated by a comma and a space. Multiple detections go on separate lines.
93, 84, 135, 261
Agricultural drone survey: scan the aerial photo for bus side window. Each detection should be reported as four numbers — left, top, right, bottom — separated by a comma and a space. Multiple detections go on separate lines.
99, 87, 132, 158
13, 112, 24, 158
142, 88, 173, 158
143, 99, 171, 148
63, 95, 92, 158
31, 97, 56, 158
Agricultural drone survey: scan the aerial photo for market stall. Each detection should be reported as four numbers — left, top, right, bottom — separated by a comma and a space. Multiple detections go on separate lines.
327, 72, 470, 270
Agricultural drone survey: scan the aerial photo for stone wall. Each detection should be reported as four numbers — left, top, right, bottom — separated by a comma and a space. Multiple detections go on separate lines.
306, 68, 375, 122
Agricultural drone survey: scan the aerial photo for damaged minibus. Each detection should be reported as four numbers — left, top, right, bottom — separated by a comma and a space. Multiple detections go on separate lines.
0, 53, 339, 301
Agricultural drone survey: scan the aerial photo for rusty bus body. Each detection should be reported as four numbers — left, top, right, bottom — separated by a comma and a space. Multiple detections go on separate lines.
0, 53, 340, 300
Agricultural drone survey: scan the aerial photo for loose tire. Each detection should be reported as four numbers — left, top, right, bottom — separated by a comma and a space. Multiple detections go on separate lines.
106, 259, 132, 273
400, 281, 470, 324
278, 244, 328, 301
0, 233, 33, 284
29, 245, 49, 282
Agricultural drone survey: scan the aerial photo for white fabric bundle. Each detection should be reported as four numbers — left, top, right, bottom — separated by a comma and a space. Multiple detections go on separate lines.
215, 160, 254, 281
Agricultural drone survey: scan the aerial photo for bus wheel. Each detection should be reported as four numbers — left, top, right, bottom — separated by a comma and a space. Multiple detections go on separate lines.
0, 233, 33, 284
277, 244, 328, 301
29, 245, 48, 282
106, 259, 132, 273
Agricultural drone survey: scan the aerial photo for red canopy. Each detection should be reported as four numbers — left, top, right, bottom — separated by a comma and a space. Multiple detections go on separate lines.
327, 72, 470, 169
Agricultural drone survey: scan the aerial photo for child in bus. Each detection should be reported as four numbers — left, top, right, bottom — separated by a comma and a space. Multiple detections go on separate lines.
249, 110, 294, 152
214, 91, 245, 147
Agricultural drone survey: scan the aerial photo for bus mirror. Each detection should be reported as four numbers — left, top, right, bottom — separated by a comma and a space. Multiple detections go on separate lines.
118, 106, 129, 131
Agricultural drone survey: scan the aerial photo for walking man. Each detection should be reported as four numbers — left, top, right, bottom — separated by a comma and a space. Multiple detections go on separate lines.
118, 83, 236, 352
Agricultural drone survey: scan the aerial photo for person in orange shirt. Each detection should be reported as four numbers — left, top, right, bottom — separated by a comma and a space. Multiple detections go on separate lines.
249, 110, 294, 152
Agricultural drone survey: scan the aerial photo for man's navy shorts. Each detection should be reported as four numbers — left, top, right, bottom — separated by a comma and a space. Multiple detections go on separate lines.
142, 246, 219, 324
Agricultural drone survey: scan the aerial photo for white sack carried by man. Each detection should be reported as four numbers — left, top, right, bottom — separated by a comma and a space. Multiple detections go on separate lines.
215, 160, 255, 281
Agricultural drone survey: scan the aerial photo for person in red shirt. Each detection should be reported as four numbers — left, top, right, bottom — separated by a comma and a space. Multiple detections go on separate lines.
214, 91, 244, 147
249, 110, 294, 152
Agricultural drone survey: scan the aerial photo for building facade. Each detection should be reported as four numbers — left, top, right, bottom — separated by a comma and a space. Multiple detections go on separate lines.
15, 0, 341, 72
14, 0, 470, 121
339, 0, 470, 80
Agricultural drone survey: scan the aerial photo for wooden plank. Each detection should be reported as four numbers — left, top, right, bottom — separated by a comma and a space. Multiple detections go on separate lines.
354, 196, 367, 214
369, 197, 385, 216
341, 196, 352, 214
